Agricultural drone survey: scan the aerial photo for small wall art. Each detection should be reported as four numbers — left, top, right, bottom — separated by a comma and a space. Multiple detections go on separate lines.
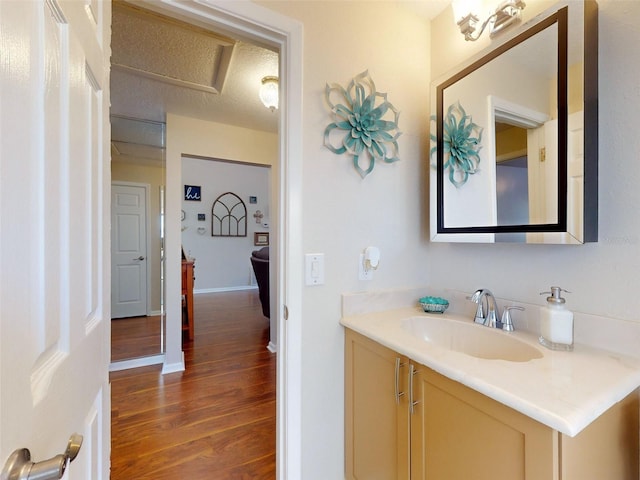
430, 101, 483, 188
184, 185, 201, 201
324, 70, 401, 179
249, 196, 257, 204
254, 232, 269, 246
211, 192, 247, 237
198, 213, 205, 221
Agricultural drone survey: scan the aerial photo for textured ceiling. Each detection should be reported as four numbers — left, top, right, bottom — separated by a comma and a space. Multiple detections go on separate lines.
110, 1, 450, 164
110, 1, 279, 163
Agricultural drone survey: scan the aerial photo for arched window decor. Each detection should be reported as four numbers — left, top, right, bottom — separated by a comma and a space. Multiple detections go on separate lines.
211, 192, 247, 237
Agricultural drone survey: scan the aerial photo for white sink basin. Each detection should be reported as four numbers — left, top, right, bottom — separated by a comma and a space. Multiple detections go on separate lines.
402, 315, 543, 362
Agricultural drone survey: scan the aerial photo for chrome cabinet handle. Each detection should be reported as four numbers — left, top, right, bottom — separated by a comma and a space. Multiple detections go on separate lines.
394, 357, 405, 404
409, 364, 420, 415
1, 433, 82, 480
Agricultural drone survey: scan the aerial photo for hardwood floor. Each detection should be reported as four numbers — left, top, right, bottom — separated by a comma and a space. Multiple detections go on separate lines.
110, 290, 276, 479
111, 315, 162, 362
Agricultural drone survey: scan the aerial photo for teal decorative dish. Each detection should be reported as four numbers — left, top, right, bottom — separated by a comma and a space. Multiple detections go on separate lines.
419, 296, 449, 314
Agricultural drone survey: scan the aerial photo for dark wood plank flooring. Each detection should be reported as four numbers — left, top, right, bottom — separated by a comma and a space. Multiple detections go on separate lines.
110, 290, 276, 479
111, 314, 162, 362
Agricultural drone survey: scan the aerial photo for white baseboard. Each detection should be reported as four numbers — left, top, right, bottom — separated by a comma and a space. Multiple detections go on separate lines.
194, 285, 258, 295
109, 354, 165, 372
267, 341, 277, 353
161, 352, 186, 374
148, 309, 162, 316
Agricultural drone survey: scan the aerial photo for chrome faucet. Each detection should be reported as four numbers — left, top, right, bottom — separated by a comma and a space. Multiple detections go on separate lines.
470, 289, 500, 328
470, 289, 525, 331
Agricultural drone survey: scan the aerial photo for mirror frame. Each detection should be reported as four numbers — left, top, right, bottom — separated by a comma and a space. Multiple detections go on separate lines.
431, 1, 598, 244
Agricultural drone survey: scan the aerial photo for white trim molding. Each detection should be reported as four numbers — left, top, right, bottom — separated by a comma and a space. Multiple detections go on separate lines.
145, 1, 305, 478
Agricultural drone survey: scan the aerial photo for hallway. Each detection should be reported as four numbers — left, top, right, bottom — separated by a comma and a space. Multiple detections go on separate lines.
110, 290, 276, 479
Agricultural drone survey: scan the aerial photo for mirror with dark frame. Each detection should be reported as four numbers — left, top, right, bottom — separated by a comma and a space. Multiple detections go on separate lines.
430, 0, 597, 244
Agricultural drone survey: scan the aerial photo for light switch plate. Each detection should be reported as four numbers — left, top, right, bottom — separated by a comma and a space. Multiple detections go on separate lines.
305, 253, 325, 286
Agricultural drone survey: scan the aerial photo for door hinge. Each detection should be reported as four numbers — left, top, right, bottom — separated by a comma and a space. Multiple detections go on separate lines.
539, 147, 546, 162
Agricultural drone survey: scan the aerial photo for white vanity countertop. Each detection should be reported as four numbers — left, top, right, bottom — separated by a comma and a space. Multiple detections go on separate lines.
341, 307, 640, 437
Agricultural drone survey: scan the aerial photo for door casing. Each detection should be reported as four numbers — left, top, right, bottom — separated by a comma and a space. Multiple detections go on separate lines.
138, 1, 305, 478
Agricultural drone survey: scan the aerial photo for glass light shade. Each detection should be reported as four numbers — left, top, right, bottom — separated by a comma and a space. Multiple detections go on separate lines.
259, 76, 279, 111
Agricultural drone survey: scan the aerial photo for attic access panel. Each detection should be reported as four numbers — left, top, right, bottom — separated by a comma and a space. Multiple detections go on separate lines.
111, 1, 235, 94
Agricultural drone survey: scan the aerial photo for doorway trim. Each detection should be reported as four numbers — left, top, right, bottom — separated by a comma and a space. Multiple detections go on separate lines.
143, 1, 304, 478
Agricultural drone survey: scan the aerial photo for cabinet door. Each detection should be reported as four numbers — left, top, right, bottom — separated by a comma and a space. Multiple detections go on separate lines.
561, 391, 639, 480
345, 329, 410, 479
410, 365, 559, 480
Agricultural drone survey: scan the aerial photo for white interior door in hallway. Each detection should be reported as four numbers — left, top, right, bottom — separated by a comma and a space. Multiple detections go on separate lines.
0, 1, 111, 478
111, 182, 149, 318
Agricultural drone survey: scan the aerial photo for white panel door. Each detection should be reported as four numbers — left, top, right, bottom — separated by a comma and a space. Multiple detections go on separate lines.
111, 183, 148, 318
0, 1, 110, 479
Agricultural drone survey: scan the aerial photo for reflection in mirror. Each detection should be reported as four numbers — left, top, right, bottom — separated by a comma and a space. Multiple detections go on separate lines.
110, 116, 166, 365
496, 124, 528, 242
431, 1, 598, 244
439, 12, 563, 233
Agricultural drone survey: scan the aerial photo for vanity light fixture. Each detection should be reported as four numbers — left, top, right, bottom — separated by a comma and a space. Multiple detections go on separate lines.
453, 0, 526, 42
259, 76, 279, 111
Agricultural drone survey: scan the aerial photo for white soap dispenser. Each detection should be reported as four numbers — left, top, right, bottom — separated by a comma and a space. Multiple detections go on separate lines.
539, 286, 574, 351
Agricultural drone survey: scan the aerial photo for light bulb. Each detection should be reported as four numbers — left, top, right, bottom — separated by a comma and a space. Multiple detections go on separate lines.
259, 76, 279, 111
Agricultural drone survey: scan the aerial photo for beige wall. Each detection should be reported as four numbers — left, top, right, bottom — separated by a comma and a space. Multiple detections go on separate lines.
258, 2, 432, 478
428, 0, 640, 320
148, 1, 640, 478
166, 114, 277, 166
430, 0, 558, 80
165, 114, 278, 368
258, 1, 640, 478
112, 161, 165, 313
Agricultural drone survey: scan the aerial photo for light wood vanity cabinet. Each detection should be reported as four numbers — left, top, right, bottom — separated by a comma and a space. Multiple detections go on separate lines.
345, 328, 639, 480
345, 329, 410, 479
410, 365, 558, 480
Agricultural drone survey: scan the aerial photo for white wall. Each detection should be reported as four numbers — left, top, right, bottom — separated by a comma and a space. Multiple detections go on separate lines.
181, 156, 270, 291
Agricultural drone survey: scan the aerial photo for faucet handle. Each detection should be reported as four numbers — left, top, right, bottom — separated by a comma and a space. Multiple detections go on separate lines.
501, 306, 524, 332
469, 290, 486, 324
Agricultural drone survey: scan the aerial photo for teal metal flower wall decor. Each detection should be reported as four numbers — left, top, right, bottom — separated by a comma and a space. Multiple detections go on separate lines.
324, 71, 401, 179
430, 101, 483, 188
